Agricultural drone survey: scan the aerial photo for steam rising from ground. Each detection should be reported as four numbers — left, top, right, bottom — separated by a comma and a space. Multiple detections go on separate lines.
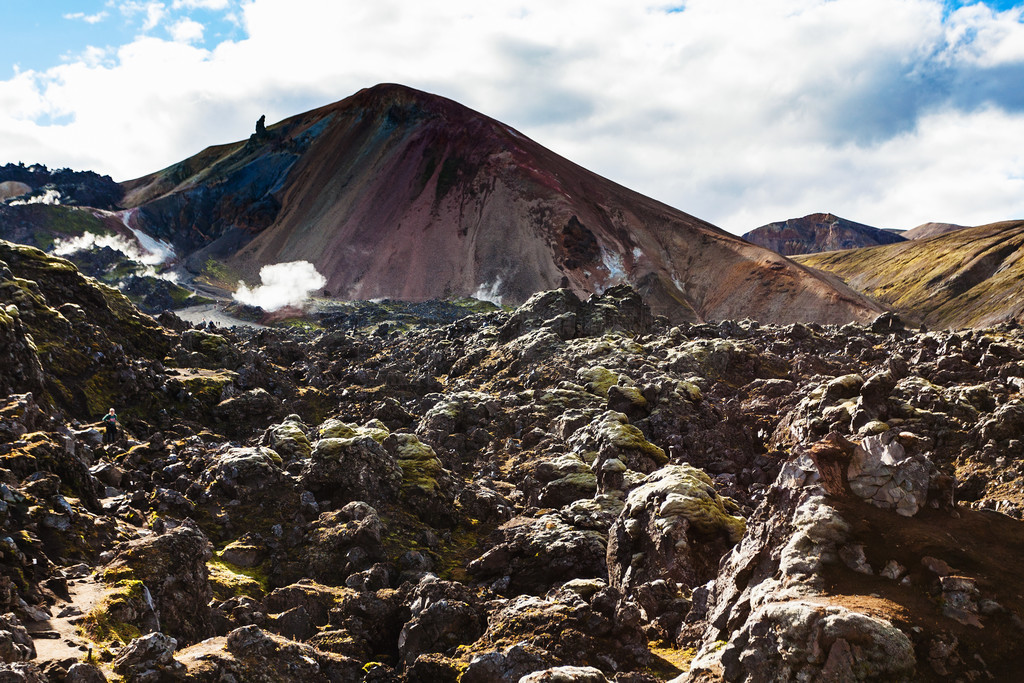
10, 189, 62, 206
473, 278, 503, 306
51, 230, 179, 280
234, 261, 326, 311
52, 231, 147, 263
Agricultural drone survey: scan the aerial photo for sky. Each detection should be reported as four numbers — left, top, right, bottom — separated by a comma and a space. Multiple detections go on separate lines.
1, 0, 1023, 234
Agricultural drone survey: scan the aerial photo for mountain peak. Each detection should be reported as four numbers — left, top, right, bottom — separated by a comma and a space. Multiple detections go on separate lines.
743, 212, 904, 256
119, 85, 882, 325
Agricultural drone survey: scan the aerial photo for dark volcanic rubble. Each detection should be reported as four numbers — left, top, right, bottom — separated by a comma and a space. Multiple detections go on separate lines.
1, 244, 1024, 681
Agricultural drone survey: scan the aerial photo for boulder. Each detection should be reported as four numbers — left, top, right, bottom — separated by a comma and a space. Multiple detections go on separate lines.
0, 613, 33, 662
847, 432, 935, 517
64, 663, 107, 683
468, 514, 607, 594
261, 415, 312, 460
690, 601, 915, 682
174, 625, 363, 682
201, 445, 286, 497
608, 464, 745, 594
397, 576, 485, 665
102, 521, 214, 644
112, 632, 180, 678
519, 666, 610, 682
0, 662, 46, 682
264, 580, 346, 627
214, 388, 281, 433
303, 502, 385, 584
300, 434, 401, 507
458, 587, 646, 682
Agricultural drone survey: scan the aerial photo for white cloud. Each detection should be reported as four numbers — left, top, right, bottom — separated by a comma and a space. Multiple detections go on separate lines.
234, 261, 327, 310
169, 18, 205, 43
64, 11, 109, 24
118, 1, 168, 31
143, 3, 168, 30
173, 0, 231, 9
3, 0, 1024, 233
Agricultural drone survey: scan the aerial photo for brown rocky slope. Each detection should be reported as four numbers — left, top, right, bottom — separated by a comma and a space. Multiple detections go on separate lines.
120, 84, 881, 325
795, 220, 1024, 329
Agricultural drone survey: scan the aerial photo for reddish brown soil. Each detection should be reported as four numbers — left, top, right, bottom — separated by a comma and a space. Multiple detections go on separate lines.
824, 497, 1024, 681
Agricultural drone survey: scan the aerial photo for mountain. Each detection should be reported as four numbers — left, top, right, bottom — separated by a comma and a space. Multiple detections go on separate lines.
902, 221, 969, 240
742, 212, 906, 256
794, 220, 1024, 328
120, 84, 881, 325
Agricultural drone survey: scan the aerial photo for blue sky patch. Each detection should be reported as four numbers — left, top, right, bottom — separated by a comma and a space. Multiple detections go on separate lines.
0, 1, 242, 75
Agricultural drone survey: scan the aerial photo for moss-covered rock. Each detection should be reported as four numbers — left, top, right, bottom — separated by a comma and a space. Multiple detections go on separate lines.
318, 417, 390, 443
181, 328, 242, 368
591, 411, 667, 473
208, 558, 268, 600
202, 446, 287, 499
301, 430, 401, 506
577, 366, 621, 397
0, 240, 173, 418
608, 464, 746, 594
392, 433, 443, 495
101, 522, 214, 645
262, 415, 312, 460
80, 579, 154, 648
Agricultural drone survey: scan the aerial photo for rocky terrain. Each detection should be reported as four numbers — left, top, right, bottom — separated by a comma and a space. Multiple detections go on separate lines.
742, 213, 905, 256
0, 164, 123, 210
1, 239, 1023, 681
795, 220, 1024, 329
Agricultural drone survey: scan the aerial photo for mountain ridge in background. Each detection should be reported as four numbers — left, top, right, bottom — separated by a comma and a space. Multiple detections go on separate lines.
742, 212, 906, 256
902, 221, 970, 240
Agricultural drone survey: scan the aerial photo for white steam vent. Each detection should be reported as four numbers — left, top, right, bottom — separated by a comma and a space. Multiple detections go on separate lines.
234, 261, 326, 311
473, 277, 503, 306
52, 230, 174, 267
10, 189, 62, 206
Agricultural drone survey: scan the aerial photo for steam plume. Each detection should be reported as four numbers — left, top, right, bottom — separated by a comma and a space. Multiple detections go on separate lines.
233, 261, 326, 311
10, 189, 62, 206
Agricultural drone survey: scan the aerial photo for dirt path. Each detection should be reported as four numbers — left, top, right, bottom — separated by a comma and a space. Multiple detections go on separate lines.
177, 303, 267, 328
27, 569, 110, 673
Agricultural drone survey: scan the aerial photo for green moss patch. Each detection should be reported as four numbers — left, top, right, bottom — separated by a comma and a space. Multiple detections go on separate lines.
208, 558, 268, 600
79, 579, 146, 647
393, 433, 444, 495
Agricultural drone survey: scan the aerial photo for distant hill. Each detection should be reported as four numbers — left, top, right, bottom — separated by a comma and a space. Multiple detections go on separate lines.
117, 84, 882, 325
0, 163, 122, 209
743, 213, 905, 256
794, 220, 1024, 328
902, 222, 969, 240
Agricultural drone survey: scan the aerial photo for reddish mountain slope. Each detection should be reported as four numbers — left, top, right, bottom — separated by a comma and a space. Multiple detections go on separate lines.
742, 213, 905, 256
122, 84, 882, 324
